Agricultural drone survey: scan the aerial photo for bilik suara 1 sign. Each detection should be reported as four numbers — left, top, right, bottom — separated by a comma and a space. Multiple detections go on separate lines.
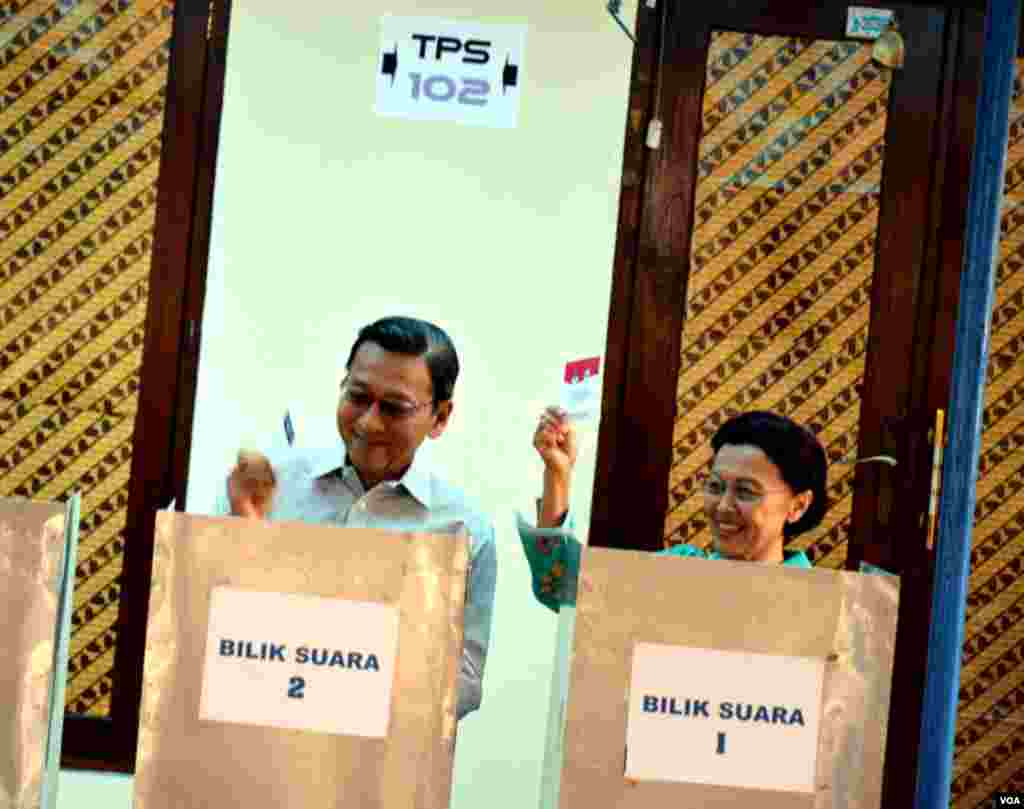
625, 643, 825, 792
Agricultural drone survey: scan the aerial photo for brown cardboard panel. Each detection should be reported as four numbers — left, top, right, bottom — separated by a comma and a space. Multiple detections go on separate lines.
559, 549, 898, 809
134, 512, 467, 809
0, 496, 67, 807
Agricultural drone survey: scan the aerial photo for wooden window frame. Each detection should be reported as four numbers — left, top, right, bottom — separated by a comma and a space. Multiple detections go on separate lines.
60, 0, 231, 773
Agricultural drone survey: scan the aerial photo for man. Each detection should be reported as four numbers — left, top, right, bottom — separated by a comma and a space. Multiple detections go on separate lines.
220, 316, 496, 719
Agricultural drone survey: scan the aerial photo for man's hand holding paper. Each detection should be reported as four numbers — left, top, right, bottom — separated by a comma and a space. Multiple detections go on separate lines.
227, 449, 277, 519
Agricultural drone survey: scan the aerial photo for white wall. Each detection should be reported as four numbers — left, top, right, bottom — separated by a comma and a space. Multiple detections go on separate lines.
61, 1, 635, 805
57, 771, 132, 808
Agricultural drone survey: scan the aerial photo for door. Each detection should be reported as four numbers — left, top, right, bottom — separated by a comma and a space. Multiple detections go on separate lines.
591, 2, 979, 807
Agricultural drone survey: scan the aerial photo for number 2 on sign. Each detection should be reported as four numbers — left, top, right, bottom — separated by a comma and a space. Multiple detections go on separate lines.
409, 74, 489, 106
288, 676, 306, 699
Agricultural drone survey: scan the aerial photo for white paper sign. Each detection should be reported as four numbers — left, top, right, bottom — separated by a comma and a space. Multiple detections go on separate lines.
846, 7, 895, 39
560, 356, 601, 420
199, 587, 399, 738
375, 16, 525, 128
625, 643, 825, 792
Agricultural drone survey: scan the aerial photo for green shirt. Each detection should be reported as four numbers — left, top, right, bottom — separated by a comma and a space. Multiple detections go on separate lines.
518, 513, 811, 613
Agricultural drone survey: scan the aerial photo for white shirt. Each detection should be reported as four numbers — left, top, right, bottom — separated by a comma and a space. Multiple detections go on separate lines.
216, 443, 496, 719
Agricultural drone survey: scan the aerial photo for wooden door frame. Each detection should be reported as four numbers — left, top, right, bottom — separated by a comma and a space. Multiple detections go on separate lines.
592, 0, 960, 556
588, 2, 988, 808
59, 0, 232, 772
878, 9, 988, 809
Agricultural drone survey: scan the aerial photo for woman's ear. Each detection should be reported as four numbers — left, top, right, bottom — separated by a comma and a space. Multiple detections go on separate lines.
787, 490, 813, 524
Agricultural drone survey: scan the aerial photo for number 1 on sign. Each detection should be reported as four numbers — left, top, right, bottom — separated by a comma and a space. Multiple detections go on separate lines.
716, 732, 726, 754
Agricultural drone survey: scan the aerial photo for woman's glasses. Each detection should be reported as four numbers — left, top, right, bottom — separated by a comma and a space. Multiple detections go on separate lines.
701, 475, 788, 505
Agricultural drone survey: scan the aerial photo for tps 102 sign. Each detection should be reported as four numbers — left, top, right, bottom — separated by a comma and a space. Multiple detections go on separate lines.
375, 16, 526, 129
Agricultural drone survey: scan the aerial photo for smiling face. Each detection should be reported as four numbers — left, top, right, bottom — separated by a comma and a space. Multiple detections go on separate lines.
704, 444, 813, 563
336, 342, 452, 489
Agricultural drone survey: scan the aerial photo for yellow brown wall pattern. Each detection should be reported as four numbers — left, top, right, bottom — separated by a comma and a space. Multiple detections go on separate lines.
0, 0, 172, 717
951, 61, 1024, 809
664, 32, 891, 572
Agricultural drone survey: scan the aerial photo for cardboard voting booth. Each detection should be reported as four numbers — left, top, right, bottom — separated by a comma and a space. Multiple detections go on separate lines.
0, 494, 80, 809
551, 548, 899, 809
134, 512, 469, 809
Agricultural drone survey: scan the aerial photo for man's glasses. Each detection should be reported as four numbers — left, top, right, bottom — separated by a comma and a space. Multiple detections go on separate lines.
701, 475, 788, 505
340, 385, 433, 422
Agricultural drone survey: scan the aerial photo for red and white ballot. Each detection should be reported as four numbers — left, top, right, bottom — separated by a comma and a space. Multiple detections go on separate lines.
561, 357, 602, 420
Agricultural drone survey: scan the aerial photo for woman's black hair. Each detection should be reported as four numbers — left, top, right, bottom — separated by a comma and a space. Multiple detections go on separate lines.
711, 410, 829, 539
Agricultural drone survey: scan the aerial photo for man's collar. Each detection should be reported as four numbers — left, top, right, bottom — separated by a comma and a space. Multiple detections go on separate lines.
397, 449, 433, 509
311, 442, 434, 509
309, 444, 347, 479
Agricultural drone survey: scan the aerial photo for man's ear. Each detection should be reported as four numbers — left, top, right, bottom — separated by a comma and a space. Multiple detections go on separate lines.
787, 490, 813, 525
429, 400, 453, 439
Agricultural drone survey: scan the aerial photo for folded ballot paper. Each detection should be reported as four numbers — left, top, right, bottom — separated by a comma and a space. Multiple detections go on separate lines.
134, 511, 468, 809
560, 357, 601, 421
555, 550, 899, 809
0, 494, 80, 809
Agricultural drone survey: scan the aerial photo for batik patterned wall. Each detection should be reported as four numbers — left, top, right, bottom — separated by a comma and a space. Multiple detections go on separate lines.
664, 32, 890, 571
0, 0, 172, 717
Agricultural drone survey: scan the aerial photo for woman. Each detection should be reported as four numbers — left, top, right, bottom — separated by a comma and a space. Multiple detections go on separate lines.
521, 408, 829, 610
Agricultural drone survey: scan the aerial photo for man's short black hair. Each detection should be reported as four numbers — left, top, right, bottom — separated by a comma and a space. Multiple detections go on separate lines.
346, 316, 459, 404
711, 410, 829, 539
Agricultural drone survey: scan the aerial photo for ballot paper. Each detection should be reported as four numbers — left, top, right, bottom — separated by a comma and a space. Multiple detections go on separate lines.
560, 357, 602, 421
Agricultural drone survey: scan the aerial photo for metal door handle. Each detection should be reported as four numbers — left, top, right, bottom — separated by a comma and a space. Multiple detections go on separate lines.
856, 455, 899, 466
926, 409, 946, 550
838, 454, 899, 466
